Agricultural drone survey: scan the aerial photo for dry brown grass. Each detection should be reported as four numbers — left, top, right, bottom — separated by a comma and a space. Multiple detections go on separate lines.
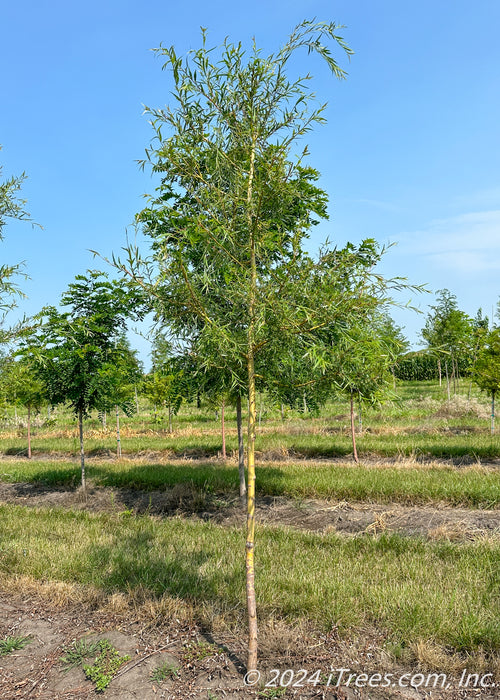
413, 639, 500, 676
435, 395, 491, 420
0, 572, 104, 609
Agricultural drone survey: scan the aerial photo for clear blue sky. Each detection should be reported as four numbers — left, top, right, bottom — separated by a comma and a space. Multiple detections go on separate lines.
2, 0, 499, 365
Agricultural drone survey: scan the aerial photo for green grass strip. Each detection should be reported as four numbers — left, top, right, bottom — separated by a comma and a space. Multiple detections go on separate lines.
0, 504, 498, 654
1, 459, 499, 507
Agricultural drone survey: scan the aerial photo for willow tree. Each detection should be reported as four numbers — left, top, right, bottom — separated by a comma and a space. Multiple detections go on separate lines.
0, 150, 32, 343
117, 21, 361, 670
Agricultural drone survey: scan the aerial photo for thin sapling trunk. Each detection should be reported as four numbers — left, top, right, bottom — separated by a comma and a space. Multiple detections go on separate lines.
245, 135, 258, 672
246, 348, 258, 671
236, 395, 246, 502
27, 405, 32, 459
116, 405, 122, 457
221, 399, 226, 459
350, 392, 359, 463
79, 407, 86, 493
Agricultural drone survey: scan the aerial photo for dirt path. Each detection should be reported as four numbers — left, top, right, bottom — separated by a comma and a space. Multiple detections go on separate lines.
0, 481, 498, 540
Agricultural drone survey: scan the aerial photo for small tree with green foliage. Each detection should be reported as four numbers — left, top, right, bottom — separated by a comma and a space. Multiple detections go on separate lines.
3, 358, 47, 457
422, 289, 474, 396
473, 328, 500, 434
97, 336, 143, 455
23, 271, 145, 488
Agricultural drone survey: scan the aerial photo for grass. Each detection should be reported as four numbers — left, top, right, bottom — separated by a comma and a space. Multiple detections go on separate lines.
0, 635, 32, 655
61, 638, 130, 691
0, 381, 498, 671
1, 382, 498, 461
0, 504, 498, 655
150, 659, 179, 683
1, 427, 498, 461
1, 457, 498, 508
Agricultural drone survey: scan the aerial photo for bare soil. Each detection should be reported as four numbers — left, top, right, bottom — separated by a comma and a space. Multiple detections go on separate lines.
0, 590, 498, 699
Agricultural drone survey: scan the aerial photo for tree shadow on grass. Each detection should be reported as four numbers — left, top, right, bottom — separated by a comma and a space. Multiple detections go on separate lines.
88, 462, 289, 499
84, 524, 245, 609
9, 465, 81, 489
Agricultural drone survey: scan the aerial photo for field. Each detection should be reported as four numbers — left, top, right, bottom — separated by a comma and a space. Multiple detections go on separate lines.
0, 381, 499, 699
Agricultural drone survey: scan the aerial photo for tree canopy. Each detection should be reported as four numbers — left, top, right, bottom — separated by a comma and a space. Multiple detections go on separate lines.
0, 151, 32, 339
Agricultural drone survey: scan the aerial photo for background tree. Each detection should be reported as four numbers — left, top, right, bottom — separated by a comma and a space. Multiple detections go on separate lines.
0, 150, 32, 343
473, 328, 500, 434
97, 336, 143, 456
466, 308, 490, 398
331, 320, 398, 462
23, 271, 145, 489
3, 358, 46, 458
422, 289, 474, 397
298, 245, 406, 462
145, 332, 189, 433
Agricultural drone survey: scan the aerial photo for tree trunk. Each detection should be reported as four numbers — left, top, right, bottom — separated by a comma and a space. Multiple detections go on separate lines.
134, 386, 139, 414
221, 399, 226, 459
438, 359, 442, 386
79, 408, 86, 493
236, 395, 246, 502
350, 392, 359, 463
245, 134, 258, 672
116, 405, 122, 457
27, 405, 32, 459
445, 361, 451, 401
303, 391, 307, 414
101, 410, 107, 429
491, 392, 496, 435
246, 346, 257, 671
168, 402, 173, 433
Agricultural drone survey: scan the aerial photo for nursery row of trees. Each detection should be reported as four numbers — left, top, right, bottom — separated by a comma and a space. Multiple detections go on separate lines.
395, 289, 500, 431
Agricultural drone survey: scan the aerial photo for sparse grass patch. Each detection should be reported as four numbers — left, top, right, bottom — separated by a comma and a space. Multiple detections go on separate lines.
61, 637, 130, 691
149, 659, 179, 683
61, 638, 102, 670
182, 640, 218, 662
0, 634, 32, 655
